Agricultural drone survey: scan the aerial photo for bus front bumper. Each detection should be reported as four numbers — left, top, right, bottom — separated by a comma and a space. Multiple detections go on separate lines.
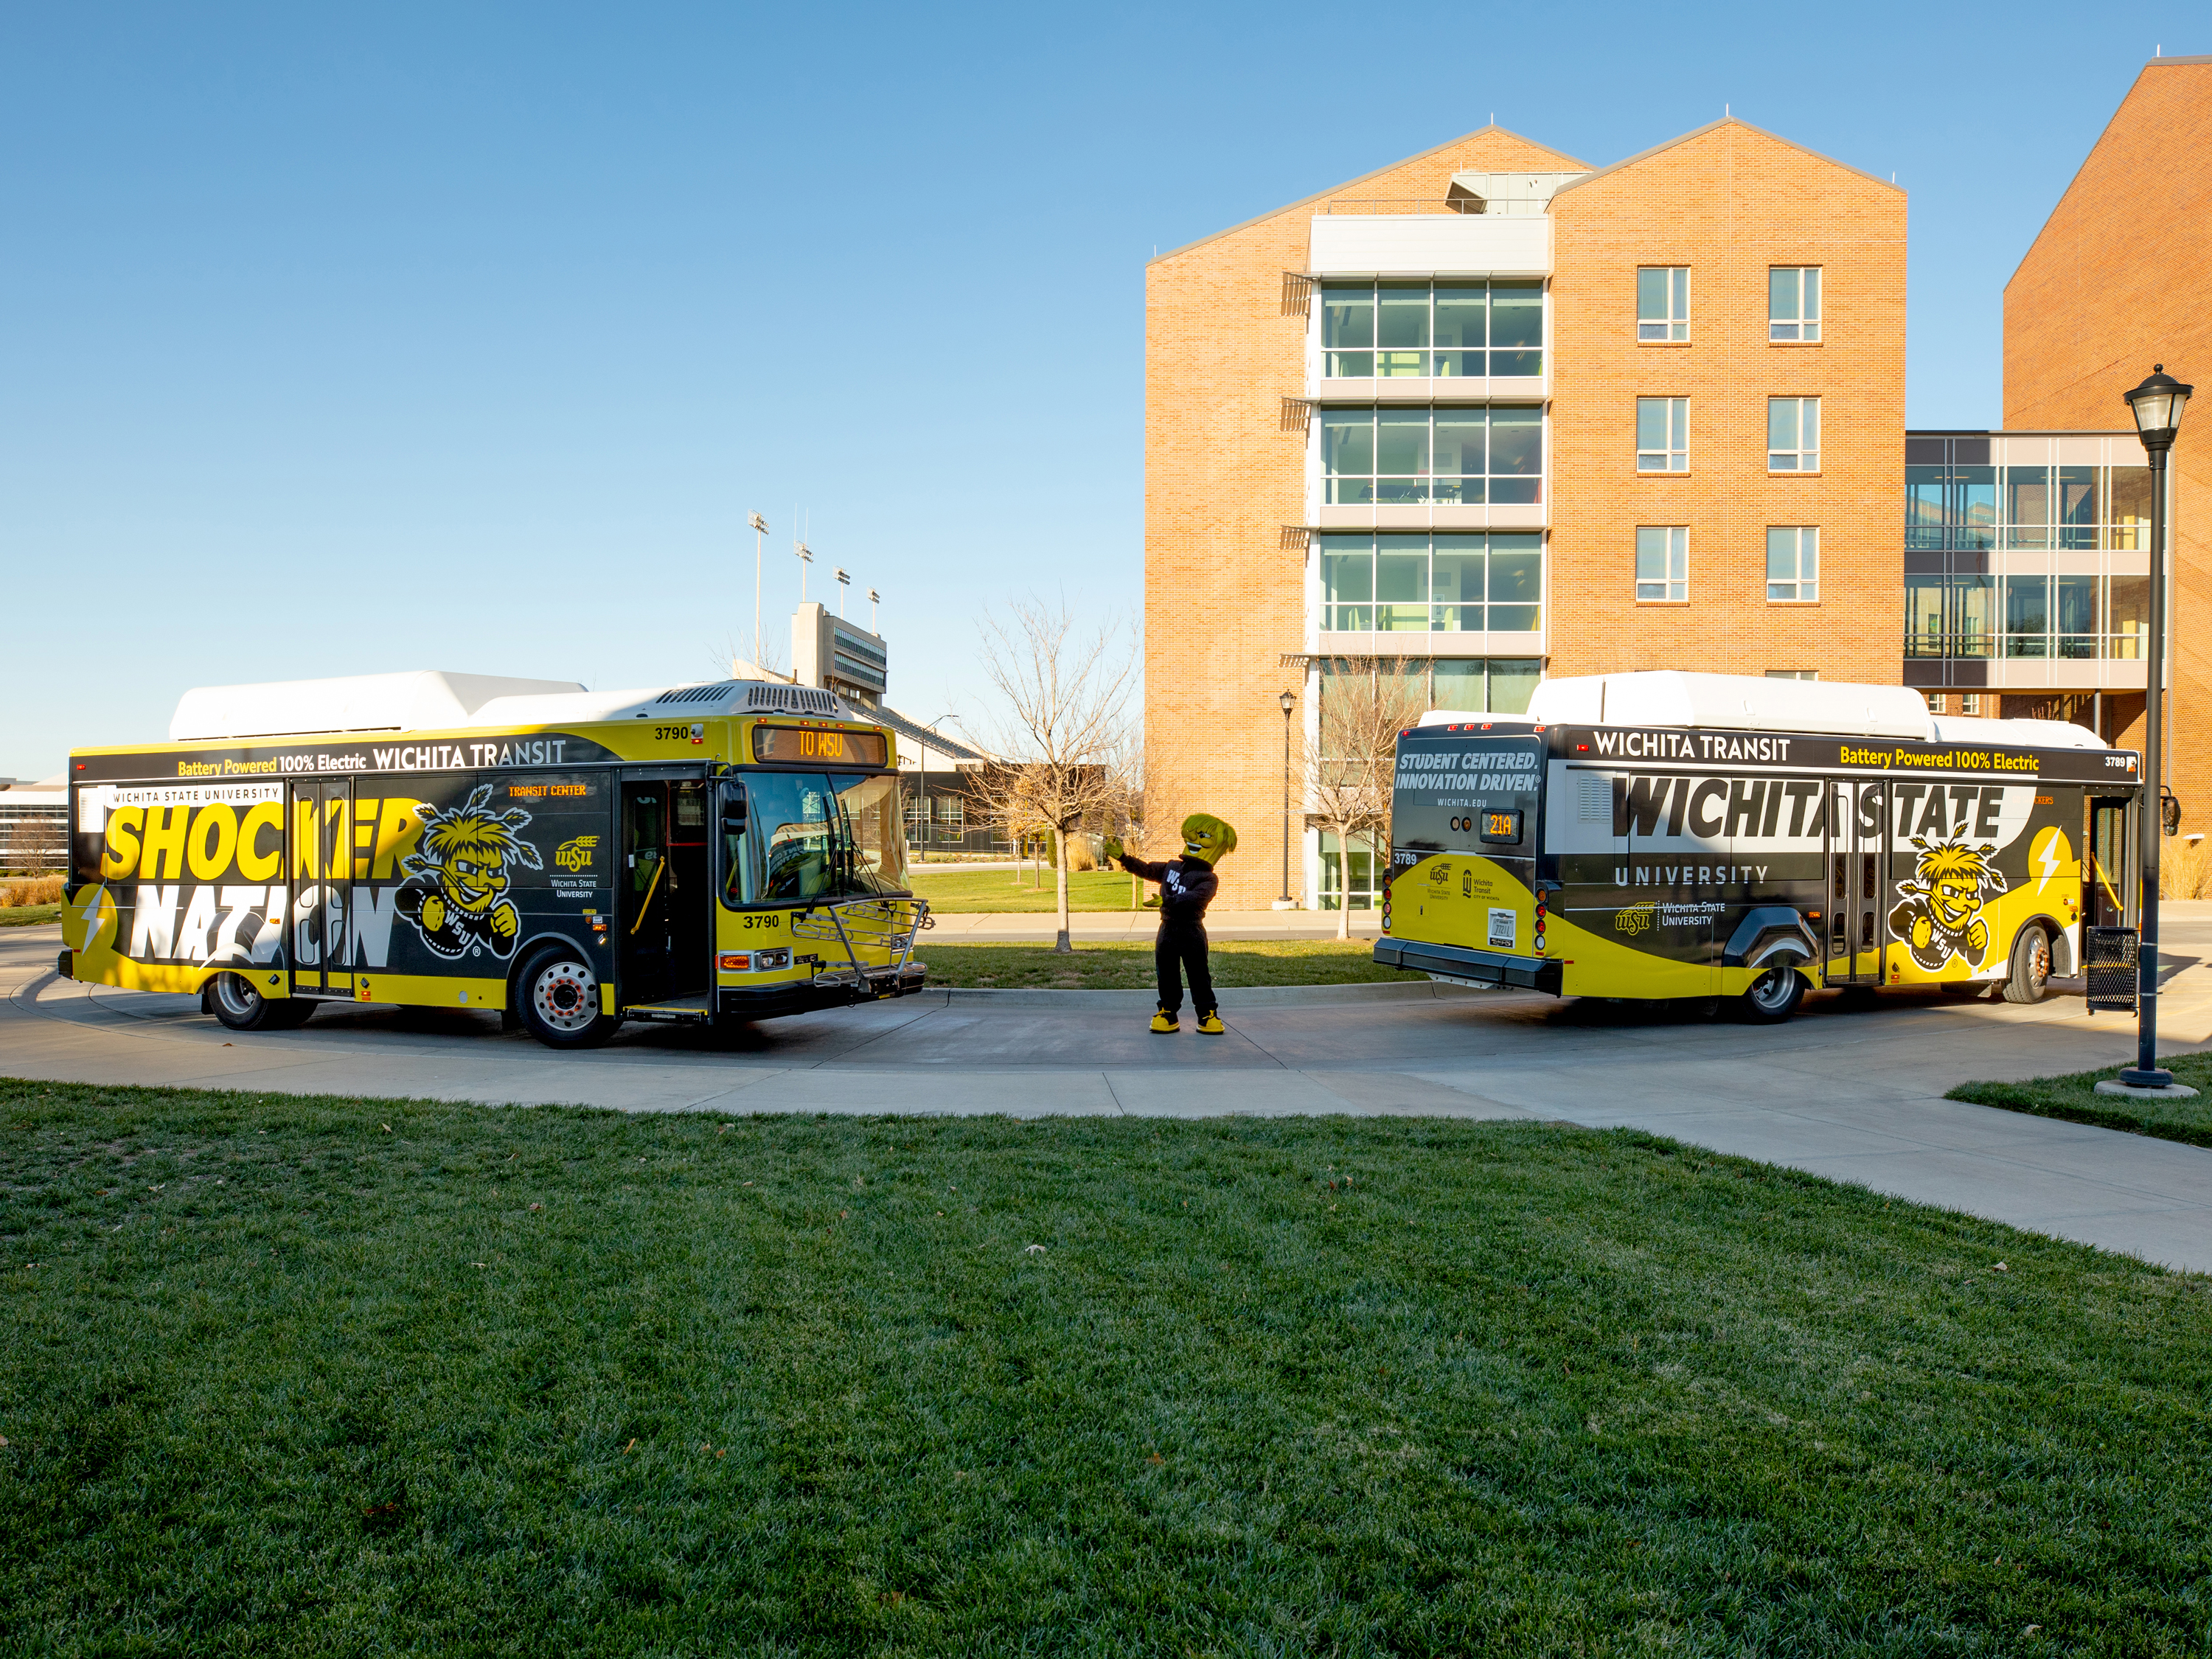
717, 964, 926, 1022
1374, 936, 1561, 995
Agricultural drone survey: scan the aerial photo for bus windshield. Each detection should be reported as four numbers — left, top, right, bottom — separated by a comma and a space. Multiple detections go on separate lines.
720, 773, 908, 905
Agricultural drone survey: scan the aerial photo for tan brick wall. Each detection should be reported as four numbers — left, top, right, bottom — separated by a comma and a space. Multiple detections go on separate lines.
2004, 58, 2212, 834
1145, 122, 1905, 908
1550, 124, 1905, 683
1144, 127, 1585, 908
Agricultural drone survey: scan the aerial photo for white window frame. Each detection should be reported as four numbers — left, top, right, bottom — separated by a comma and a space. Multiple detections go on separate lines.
1637, 266, 1689, 342
1767, 526, 1820, 603
1770, 267, 1822, 343
1636, 397, 1688, 473
1767, 397, 1820, 473
1635, 526, 1688, 602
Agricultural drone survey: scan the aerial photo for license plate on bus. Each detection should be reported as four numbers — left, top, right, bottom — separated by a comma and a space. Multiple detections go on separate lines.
1487, 908, 1517, 950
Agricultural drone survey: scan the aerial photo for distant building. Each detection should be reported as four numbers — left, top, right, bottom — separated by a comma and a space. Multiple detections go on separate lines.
2003, 55, 2211, 833
1146, 119, 1905, 910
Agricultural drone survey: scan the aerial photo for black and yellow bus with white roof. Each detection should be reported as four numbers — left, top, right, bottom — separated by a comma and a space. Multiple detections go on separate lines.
57, 671, 928, 1048
1376, 672, 2143, 1021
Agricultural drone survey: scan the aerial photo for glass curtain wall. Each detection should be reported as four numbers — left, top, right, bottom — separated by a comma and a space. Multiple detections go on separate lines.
1318, 533, 1541, 633
1321, 407, 1543, 504
1321, 281, 1544, 378
1903, 437, 2153, 661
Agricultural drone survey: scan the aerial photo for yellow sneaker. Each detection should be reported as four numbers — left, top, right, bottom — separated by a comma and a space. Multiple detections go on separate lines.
1195, 1012, 1225, 1036
1150, 1009, 1179, 1034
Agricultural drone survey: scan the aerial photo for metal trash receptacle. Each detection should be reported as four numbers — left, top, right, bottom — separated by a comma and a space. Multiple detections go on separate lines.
2084, 925, 2138, 1015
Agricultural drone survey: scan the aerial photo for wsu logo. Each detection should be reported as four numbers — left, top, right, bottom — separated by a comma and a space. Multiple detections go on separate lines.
1614, 902, 1656, 936
554, 835, 599, 873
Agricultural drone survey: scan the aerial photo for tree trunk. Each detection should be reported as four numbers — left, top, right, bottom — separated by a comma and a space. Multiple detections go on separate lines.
1329, 817, 1352, 940
1051, 827, 1072, 953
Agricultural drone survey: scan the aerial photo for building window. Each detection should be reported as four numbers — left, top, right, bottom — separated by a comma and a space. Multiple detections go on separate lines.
1318, 533, 1542, 633
1636, 397, 1687, 472
1321, 655, 1540, 720
1320, 406, 1543, 504
1635, 526, 1687, 602
1767, 397, 1819, 471
1320, 280, 1544, 378
1766, 526, 1819, 602
1638, 267, 1689, 341
1770, 267, 1821, 341
1318, 830, 1381, 911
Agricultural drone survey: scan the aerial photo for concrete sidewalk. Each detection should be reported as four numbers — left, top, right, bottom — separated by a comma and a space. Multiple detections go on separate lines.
7, 913, 2212, 1270
922, 908, 1382, 942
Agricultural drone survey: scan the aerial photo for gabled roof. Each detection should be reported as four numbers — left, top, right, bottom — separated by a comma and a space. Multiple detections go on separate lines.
2006, 56, 2212, 293
1150, 123, 1591, 265
1550, 116, 1902, 199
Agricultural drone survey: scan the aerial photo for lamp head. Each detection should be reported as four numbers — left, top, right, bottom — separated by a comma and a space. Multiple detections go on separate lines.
1278, 689, 1295, 714
2125, 364, 2194, 453
748, 512, 768, 533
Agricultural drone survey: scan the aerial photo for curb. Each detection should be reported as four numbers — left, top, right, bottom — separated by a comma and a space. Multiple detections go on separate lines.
917, 981, 1492, 1009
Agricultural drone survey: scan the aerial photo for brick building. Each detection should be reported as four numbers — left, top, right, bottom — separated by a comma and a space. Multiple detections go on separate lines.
1144, 119, 1905, 910
2001, 55, 2212, 835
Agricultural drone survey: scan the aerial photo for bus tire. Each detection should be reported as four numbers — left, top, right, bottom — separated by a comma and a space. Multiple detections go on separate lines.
516, 945, 617, 1049
1740, 963, 1806, 1023
205, 971, 316, 1032
2002, 925, 2052, 1005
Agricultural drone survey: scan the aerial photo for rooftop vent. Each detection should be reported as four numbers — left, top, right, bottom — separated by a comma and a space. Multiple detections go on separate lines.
1445, 171, 1590, 216
652, 680, 846, 717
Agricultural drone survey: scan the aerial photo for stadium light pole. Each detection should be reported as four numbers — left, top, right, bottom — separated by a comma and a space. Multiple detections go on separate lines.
1276, 689, 1297, 908
795, 540, 812, 602
748, 512, 768, 671
2119, 365, 2191, 1090
834, 567, 850, 618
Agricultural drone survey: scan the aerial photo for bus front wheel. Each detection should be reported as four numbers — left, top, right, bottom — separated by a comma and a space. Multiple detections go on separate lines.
2002, 925, 2052, 1005
205, 972, 316, 1032
1741, 963, 1806, 1024
516, 946, 618, 1049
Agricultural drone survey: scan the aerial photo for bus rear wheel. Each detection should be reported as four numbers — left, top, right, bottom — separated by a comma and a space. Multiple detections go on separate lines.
1741, 963, 1806, 1024
517, 946, 618, 1049
2002, 925, 2052, 1004
205, 972, 316, 1032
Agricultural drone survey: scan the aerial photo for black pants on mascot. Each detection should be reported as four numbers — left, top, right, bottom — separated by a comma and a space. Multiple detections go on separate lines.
1157, 921, 1215, 1018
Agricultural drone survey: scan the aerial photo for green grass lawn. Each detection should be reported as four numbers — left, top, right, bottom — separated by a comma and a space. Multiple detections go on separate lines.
1948, 1048, 2212, 1148
908, 867, 1148, 913
0, 905, 60, 928
916, 939, 1421, 990
6, 1081, 2212, 1655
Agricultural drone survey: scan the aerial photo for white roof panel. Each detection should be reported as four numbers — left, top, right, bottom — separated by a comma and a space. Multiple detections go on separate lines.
170, 671, 585, 740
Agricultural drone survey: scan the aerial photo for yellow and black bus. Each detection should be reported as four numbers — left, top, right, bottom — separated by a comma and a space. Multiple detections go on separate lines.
1375, 672, 2143, 1021
57, 672, 927, 1048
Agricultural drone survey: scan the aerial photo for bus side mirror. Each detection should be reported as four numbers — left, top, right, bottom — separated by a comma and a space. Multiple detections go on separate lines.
2163, 793, 2182, 837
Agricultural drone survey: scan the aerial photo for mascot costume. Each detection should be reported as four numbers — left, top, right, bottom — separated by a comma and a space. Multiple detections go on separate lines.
1108, 813, 1237, 1034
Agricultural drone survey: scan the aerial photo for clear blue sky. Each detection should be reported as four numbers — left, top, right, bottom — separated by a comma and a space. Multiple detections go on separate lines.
1, 2, 2199, 782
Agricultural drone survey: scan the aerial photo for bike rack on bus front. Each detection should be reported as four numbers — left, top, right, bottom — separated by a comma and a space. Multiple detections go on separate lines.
790, 895, 934, 998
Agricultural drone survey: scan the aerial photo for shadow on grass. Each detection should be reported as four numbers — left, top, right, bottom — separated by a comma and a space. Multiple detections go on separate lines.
1948, 1047, 2212, 1148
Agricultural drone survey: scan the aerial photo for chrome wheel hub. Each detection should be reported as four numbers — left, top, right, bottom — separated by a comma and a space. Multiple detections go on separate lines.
213, 974, 260, 1019
531, 959, 599, 1033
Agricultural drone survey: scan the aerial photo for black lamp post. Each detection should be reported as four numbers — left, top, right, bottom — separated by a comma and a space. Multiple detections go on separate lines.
1277, 689, 1297, 907
2120, 365, 2191, 1089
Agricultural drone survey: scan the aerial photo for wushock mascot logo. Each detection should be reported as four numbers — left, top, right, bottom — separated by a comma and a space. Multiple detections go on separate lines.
1888, 836, 2009, 970
396, 786, 542, 960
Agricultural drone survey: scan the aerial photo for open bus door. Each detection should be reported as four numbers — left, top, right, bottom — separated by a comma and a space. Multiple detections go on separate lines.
1823, 779, 1887, 985
2085, 796, 2135, 930
618, 773, 712, 1011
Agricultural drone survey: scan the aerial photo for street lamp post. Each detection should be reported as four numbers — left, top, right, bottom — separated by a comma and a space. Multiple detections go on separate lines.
914, 712, 959, 866
748, 512, 768, 672
1276, 689, 1297, 908
2120, 365, 2192, 1090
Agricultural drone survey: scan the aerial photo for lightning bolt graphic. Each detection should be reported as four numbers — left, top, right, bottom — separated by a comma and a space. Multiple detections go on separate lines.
2036, 837, 2062, 893
77, 888, 106, 947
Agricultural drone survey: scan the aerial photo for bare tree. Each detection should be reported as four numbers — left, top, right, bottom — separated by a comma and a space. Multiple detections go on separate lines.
1307, 657, 1429, 939
973, 599, 1137, 953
